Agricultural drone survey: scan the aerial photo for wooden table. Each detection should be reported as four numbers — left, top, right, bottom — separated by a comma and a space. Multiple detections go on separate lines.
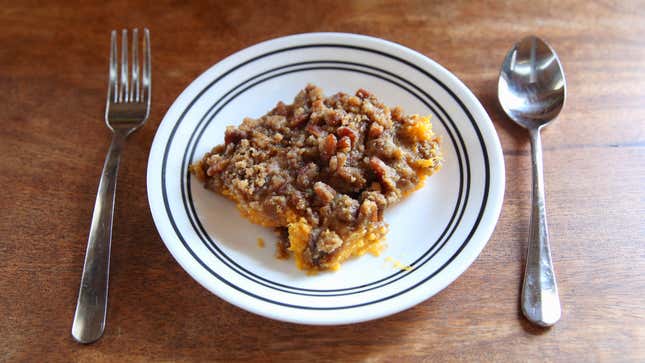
2, 1, 644, 361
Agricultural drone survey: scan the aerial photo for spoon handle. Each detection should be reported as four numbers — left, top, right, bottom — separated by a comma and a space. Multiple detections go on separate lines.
522, 128, 561, 327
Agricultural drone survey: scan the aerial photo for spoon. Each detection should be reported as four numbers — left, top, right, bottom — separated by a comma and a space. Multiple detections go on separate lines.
498, 35, 565, 327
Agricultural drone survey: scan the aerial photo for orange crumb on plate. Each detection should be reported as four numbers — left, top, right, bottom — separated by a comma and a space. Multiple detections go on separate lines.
385, 256, 413, 271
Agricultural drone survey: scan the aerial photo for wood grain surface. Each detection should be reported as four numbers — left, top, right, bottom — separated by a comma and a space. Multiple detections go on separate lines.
1, 1, 644, 361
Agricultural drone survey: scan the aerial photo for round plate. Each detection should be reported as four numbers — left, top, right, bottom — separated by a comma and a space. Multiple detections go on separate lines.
147, 32, 505, 325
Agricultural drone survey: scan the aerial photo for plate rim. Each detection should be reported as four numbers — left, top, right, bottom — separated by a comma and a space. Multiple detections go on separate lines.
147, 32, 505, 325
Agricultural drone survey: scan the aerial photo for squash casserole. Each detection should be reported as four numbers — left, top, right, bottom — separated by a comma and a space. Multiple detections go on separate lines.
190, 84, 442, 272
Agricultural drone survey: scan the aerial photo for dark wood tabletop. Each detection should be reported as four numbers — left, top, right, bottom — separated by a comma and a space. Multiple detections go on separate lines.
2, 1, 644, 361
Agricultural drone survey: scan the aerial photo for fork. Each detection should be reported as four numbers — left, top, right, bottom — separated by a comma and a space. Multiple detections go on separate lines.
71, 28, 151, 344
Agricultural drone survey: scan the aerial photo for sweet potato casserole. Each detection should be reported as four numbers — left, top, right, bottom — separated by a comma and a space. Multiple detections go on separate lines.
190, 84, 442, 272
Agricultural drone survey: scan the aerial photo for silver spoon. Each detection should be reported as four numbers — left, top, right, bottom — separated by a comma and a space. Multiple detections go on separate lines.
498, 35, 565, 327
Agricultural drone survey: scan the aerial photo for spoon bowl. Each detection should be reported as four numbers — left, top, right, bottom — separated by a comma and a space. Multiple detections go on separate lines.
498, 36, 566, 130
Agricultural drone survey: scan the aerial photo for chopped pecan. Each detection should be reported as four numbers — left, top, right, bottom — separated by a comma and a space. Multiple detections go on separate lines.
337, 136, 352, 153
334, 195, 359, 223
369, 156, 400, 191
313, 182, 336, 204
331, 153, 348, 172
391, 106, 404, 122
336, 126, 357, 146
337, 166, 365, 187
325, 111, 343, 126
290, 113, 309, 127
369, 122, 383, 138
296, 163, 319, 188
319, 134, 337, 160
356, 88, 371, 98
271, 101, 288, 116
358, 199, 378, 222
306, 123, 324, 137
224, 126, 247, 145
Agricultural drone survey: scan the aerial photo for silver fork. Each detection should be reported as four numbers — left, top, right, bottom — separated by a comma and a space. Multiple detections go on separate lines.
71, 28, 151, 344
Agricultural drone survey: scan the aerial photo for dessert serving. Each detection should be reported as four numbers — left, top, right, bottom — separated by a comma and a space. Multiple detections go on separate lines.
190, 84, 442, 272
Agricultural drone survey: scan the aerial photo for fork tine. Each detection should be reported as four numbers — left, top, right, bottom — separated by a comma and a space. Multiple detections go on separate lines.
120, 29, 129, 102
142, 28, 151, 104
130, 29, 140, 103
108, 30, 118, 103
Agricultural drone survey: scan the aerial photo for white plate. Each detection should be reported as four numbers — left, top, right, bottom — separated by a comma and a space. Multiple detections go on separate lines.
147, 33, 505, 325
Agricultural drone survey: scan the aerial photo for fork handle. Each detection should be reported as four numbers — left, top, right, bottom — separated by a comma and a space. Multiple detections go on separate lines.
72, 131, 126, 344
521, 128, 561, 327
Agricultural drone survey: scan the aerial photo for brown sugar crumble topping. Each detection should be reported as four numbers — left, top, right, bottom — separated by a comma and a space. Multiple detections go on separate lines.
190, 84, 442, 272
